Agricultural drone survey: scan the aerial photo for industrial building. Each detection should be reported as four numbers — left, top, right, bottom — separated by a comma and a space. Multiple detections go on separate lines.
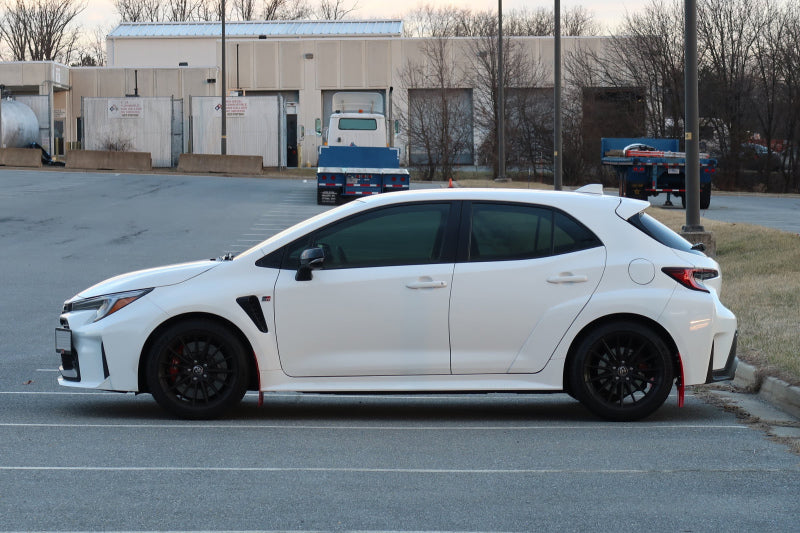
0, 20, 613, 168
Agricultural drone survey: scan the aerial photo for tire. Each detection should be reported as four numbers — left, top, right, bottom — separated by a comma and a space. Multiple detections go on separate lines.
146, 318, 249, 419
568, 321, 674, 421
679, 186, 711, 210
700, 184, 711, 209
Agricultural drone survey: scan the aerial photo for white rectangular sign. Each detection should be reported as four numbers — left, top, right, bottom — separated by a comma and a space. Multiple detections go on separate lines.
108, 98, 144, 119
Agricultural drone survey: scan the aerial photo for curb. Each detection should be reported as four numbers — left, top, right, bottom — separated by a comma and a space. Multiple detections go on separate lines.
733, 360, 800, 419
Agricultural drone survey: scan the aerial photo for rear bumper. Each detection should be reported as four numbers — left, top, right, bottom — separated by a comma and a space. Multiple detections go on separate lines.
706, 331, 738, 383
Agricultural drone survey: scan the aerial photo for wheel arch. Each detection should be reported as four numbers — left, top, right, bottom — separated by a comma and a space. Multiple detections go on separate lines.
562, 313, 680, 395
137, 312, 260, 394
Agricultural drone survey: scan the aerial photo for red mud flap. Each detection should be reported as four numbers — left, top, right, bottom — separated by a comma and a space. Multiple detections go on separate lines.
677, 354, 686, 408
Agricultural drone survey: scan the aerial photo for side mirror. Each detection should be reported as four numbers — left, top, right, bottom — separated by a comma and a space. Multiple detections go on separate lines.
315, 118, 322, 135
394, 119, 400, 134
295, 246, 325, 281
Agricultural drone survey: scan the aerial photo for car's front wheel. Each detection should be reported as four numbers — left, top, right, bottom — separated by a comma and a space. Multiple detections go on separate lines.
146, 319, 249, 419
568, 321, 675, 421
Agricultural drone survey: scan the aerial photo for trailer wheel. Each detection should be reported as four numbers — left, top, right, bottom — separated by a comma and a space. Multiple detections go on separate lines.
700, 184, 711, 209
679, 184, 711, 210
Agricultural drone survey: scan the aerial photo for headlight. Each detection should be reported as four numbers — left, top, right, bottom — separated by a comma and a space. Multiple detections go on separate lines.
65, 288, 153, 322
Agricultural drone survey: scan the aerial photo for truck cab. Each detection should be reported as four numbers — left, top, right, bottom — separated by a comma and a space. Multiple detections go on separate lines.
326, 113, 387, 147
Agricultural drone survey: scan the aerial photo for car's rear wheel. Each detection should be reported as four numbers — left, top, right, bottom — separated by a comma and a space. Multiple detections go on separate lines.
568, 321, 674, 421
146, 319, 249, 419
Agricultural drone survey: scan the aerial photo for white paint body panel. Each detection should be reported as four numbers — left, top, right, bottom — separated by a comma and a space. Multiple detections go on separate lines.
57, 188, 737, 412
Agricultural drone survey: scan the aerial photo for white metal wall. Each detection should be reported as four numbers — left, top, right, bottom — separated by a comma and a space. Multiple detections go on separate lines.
190, 96, 283, 167
83, 97, 173, 167
15, 95, 51, 152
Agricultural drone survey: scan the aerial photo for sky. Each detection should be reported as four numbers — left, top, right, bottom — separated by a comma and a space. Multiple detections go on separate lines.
80, 0, 642, 34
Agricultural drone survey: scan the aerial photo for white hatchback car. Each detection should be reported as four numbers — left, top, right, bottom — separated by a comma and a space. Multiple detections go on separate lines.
56, 187, 737, 421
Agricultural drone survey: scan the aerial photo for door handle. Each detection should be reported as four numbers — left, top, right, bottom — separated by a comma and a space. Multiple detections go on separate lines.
546, 273, 589, 284
406, 278, 448, 289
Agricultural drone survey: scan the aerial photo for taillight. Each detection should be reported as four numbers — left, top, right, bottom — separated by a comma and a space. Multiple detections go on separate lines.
661, 267, 718, 293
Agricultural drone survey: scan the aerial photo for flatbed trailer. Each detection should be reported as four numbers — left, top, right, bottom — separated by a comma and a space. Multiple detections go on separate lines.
317, 145, 409, 205
601, 138, 716, 209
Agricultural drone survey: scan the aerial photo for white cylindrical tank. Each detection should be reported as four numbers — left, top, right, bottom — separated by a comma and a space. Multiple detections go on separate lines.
1, 99, 39, 148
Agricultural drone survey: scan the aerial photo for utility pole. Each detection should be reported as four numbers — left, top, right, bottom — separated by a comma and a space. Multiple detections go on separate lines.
681, 0, 715, 254
221, 0, 227, 155
553, 0, 563, 190
683, 0, 701, 231
495, 0, 507, 182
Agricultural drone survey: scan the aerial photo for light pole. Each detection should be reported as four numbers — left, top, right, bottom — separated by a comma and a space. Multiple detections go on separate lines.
683, 0, 702, 232
496, 0, 507, 182
553, 0, 562, 190
221, 0, 227, 155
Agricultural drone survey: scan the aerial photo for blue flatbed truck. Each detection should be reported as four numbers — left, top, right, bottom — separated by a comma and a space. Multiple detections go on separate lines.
601, 137, 716, 209
316, 145, 410, 205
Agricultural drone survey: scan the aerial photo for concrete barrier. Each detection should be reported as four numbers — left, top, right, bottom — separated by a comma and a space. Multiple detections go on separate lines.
178, 153, 263, 175
0, 147, 42, 167
66, 150, 152, 171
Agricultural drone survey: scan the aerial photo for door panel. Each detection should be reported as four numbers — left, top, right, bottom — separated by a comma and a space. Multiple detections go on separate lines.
274, 264, 454, 376
449, 247, 605, 374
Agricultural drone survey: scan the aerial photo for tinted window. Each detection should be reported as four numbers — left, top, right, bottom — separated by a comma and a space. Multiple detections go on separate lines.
285, 203, 452, 270
628, 212, 701, 255
337, 118, 377, 131
553, 211, 603, 255
468, 203, 601, 262
469, 203, 553, 261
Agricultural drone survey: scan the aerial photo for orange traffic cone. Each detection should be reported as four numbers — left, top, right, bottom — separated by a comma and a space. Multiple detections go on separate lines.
448, 178, 454, 188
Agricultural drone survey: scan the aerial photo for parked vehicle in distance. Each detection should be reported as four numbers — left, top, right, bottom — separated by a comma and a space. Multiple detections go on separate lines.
316, 92, 409, 205
55, 187, 737, 421
741, 143, 782, 171
602, 137, 717, 209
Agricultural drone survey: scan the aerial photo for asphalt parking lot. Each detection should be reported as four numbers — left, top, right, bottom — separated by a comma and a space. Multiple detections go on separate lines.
1, 169, 798, 532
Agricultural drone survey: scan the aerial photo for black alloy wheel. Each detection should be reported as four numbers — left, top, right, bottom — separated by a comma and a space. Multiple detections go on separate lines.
146, 319, 249, 419
569, 321, 674, 421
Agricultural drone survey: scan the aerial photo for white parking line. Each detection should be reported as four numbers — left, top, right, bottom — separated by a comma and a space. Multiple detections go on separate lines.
0, 421, 745, 430
0, 465, 779, 474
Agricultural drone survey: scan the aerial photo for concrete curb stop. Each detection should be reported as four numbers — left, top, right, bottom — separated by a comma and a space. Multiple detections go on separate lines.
732, 360, 800, 420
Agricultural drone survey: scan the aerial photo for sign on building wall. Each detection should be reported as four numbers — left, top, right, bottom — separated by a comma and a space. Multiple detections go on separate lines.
85, 97, 173, 167
211, 97, 249, 117
192, 95, 284, 167
108, 98, 144, 119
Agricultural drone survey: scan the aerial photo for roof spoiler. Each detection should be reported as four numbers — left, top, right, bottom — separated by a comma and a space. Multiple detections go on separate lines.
575, 184, 604, 195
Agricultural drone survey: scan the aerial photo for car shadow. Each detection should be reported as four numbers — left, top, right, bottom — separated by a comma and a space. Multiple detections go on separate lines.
63, 391, 713, 425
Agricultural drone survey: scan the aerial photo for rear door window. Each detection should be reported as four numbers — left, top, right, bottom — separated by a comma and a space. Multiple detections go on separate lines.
467, 202, 602, 262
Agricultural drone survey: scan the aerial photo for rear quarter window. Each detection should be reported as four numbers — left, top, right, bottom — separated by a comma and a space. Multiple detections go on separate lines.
627, 212, 702, 254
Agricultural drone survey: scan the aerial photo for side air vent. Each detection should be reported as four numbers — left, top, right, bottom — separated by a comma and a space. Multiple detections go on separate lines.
236, 295, 269, 333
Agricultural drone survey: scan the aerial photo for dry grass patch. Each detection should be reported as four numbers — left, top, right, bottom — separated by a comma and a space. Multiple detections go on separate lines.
456, 178, 554, 190
649, 207, 800, 385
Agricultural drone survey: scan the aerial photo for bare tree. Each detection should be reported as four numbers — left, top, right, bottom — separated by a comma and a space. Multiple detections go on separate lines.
0, 0, 30, 60
315, 0, 357, 20
397, 38, 473, 180
697, 0, 767, 187
231, 0, 256, 20
0, 0, 84, 62
262, 0, 312, 20
571, 0, 684, 138
470, 33, 547, 177
72, 23, 109, 66
780, 3, 800, 190
113, 0, 160, 22
562, 5, 600, 36
404, 4, 601, 37
164, 0, 201, 21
